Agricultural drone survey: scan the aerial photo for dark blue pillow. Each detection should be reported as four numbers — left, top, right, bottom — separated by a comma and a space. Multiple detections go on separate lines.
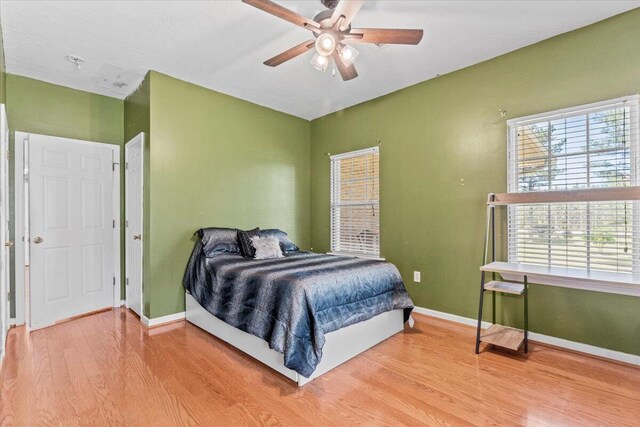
197, 227, 240, 257
237, 228, 261, 258
261, 229, 299, 253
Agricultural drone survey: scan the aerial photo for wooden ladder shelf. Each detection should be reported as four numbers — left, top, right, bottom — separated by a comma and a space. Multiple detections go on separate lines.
475, 193, 529, 354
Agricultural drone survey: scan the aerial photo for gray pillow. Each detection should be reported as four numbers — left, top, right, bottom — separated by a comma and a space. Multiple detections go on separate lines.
197, 227, 240, 257
260, 229, 299, 252
251, 236, 284, 260
238, 227, 261, 258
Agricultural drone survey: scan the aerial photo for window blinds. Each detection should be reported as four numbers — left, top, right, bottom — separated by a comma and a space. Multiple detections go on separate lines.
330, 147, 380, 257
507, 97, 640, 274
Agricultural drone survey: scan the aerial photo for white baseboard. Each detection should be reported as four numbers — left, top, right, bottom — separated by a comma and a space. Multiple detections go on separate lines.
8, 318, 16, 326
413, 306, 492, 329
141, 311, 186, 327
413, 306, 640, 366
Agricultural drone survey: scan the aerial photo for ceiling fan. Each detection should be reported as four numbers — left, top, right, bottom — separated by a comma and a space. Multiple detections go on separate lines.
242, 0, 424, 81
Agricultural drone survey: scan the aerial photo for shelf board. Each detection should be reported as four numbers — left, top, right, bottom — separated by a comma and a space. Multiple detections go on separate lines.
480, 261, 640, 297
484, 280, 524, 295
489, 187, 640, 205
481, 324, 524, 351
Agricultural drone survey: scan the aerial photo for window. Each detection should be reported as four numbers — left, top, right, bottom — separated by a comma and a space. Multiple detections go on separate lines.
330, 147, 380, 257
507, 96, 640, 274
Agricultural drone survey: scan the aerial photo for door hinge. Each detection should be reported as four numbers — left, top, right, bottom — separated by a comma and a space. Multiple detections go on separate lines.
125, 162, 129, 170
125, 220, 129, 228
113, 219, 116, 228
113, 277, 116, 286
5, 150, 9, 160
126, 278, 129, 287
7, 291, 10, 300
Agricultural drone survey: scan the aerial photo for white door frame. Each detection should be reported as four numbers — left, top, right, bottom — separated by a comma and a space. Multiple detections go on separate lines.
13, 132, 121, 326
125, 133, 144, 316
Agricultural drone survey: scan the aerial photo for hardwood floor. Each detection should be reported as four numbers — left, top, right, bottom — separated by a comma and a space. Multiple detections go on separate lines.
1, 309, 639, 426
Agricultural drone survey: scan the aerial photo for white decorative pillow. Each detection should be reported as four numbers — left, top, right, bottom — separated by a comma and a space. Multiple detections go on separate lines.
250, 236, 284, 259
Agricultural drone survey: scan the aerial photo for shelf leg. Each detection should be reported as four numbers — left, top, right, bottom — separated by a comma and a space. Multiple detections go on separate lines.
492, 291, 496, 325
524, 275, 529, 353
490, 204, 496, 326
475, 271, 485, 354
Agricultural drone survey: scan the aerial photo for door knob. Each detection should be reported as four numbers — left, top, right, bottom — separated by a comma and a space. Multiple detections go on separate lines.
33, 237, 44, 244
4, 241, 13, 247
133, 234, 142, 240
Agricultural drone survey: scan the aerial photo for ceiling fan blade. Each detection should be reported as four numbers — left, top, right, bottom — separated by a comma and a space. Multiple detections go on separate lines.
264, 40, 316, 67
242, 0, 320, 30
347, 28, 424, 45
331, 0, 364, 30
332, 51, 358, 81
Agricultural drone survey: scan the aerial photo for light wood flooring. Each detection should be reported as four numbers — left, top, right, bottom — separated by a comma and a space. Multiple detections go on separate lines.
1, 308, 639, 426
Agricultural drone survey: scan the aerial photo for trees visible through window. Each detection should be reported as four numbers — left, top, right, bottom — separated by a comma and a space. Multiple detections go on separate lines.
507, 97, 639, 273
330, 147, 380, 257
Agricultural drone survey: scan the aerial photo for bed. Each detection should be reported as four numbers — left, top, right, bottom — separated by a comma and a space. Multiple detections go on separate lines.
183, 228, 414, 386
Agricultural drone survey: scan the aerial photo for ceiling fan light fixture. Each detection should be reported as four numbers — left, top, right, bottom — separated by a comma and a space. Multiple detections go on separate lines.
315, 33, 336, 56
241, 0, 424, 81
310, 53, 329, 72
338, 44, 359, 67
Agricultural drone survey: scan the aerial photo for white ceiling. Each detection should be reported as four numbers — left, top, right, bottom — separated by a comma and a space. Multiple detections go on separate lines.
2, 1, 639, 120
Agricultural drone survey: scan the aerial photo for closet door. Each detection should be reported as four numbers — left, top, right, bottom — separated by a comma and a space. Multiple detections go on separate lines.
125, 133, 144, 317
29, 134, 116, 329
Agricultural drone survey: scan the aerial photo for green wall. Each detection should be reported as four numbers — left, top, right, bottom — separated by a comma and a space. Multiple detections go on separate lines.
7, 75, 123, 143
124, 72, 150, 143
310, 9, 640, 356
146, 72, 310, 318
6, 74, 124, 316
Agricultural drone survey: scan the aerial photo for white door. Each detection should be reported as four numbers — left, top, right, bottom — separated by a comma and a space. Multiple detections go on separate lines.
125, 134, 143, 317
29, 134, 116, 329
0, 105, 10, 353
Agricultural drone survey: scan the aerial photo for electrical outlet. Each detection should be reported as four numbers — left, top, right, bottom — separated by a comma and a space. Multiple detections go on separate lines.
413, 271, 421, 283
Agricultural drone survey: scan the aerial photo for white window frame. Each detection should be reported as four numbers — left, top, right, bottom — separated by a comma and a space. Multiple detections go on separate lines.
329, 146, 382, 259
506, 95, 640, 274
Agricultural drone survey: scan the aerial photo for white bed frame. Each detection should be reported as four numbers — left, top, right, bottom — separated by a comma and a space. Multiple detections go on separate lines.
185, 292, 408, 386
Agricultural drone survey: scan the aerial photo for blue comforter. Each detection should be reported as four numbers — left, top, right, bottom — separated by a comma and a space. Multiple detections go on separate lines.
183, 242, 414, 378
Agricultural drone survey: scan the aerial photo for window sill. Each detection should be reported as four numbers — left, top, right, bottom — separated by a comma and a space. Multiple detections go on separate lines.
481, 262, 640, 297
327, 252, 386, 261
